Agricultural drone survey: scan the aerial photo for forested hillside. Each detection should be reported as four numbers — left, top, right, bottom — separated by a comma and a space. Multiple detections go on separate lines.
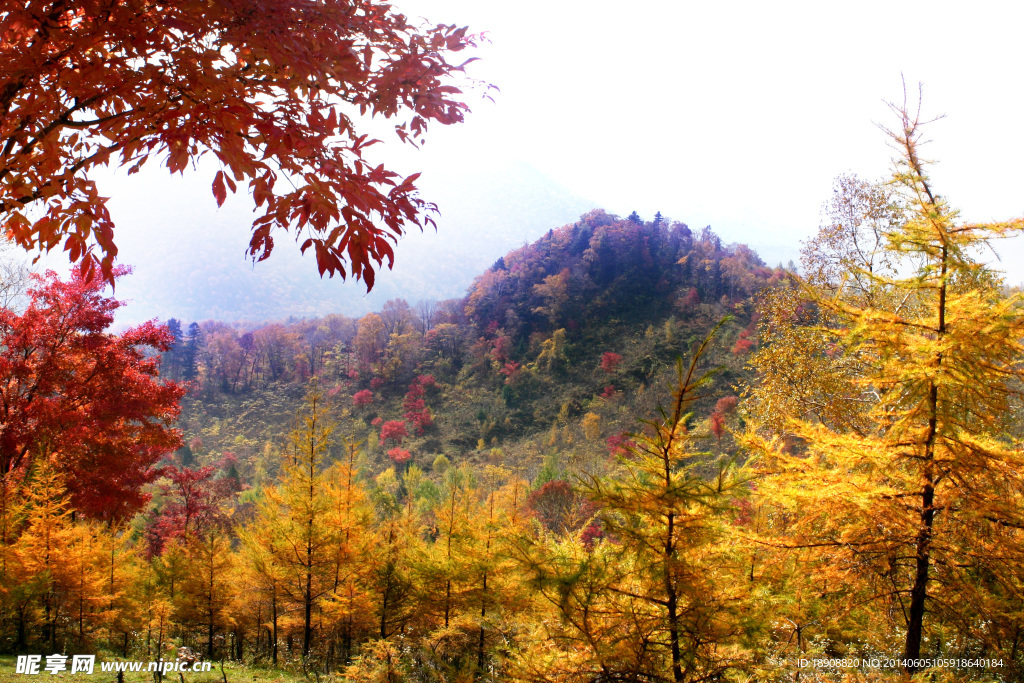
162, 209, 776, 486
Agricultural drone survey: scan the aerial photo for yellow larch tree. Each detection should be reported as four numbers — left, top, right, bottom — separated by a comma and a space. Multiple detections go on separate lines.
97, 524, 141, 655
322, 439, 376, 668
746, 101, 1024, 674
62, 520, 110, 649
0, 468, 29, 650
409, 466, 531, 679
368, 494, 419, 642
17, 457, 82, 651
2, 459, 119, 653
245, 380, 340, 662
237, 507, 288, 666
415, 465, 476, 635
467, 470, 533, 678
177, 525, 236, 658
513, 323, 754, 683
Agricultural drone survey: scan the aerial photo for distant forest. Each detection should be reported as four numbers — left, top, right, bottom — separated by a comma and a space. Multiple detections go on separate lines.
160, 208, 775, 471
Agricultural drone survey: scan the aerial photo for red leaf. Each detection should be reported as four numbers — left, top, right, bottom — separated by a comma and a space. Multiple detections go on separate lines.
212, 170, 227, 207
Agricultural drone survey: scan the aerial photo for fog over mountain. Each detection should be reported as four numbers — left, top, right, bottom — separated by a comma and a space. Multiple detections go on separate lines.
36, 160, 594, 327
26, 148, 1023, 331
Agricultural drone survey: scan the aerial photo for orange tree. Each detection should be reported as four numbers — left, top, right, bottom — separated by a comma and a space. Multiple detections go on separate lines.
0, 0, 486, 286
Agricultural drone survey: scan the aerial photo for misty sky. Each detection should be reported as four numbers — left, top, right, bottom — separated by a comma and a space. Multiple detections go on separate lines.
398, 0, 1024, 267
30, 1, 1024, 324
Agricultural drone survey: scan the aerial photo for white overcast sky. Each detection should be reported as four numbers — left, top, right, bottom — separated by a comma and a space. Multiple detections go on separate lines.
390, 0, 1024, 273
31, 0, 1024, 323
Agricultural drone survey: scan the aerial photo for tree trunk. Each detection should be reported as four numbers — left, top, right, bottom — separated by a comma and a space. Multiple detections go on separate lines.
904, 240, 947, 673
664, 511, 684, 683
272, 583, 279, 666
904, 476, 935, 669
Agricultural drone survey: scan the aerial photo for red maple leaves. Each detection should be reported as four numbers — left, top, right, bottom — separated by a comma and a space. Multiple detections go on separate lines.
0, 269, 185, 520
1, 1, 487, 287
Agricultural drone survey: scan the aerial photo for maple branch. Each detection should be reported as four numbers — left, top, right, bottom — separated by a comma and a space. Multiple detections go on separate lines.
61, 109, 135, 129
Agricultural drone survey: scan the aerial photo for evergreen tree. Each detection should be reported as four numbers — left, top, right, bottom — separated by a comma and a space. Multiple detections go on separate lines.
163, 318, 184, 381
182, 322, 203, 382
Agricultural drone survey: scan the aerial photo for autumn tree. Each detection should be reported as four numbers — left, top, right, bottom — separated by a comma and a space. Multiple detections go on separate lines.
599, 351, 623, 374
366, 486, 419, 642
380, 420, 409, 448
407, 467, 530, 680
12, 458, 77, 651
321, 441, 375, 667
746, 101, 1024, 673
354, 313, 387, 375
1, 458, 119, 653
514, 322, 753, 683
0, 270, 184, 520
1, 0, 486, 286
177, 526, 236, 659
254, 381, 340, 659
469, 474, 533, 677
415, 466, 476, 637
139, 461, 236, 658
122, 549, 172, 659
743, 172, 907, 439
146, 465, 229, 556
525, 480, 593, 535
237, 507, 289, 666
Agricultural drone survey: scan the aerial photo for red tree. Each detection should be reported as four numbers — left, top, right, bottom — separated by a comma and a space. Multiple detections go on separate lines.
731, 322, 758, 356
146, 465, 227, 556
599, 351, 623, 373
0, 270, 185, 519
1, 1, 486, 287
526, 480, 597, 534
402, 376, 433, 434
606, 432, 635, 458
709, 411, 726, 441
680, 287, 700, 309
387, 448, 412, 465
380, 420, 409, 446
715, 396, 738, 415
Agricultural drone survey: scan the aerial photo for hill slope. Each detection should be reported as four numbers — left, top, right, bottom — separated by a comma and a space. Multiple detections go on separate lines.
166, 210, 781, 487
